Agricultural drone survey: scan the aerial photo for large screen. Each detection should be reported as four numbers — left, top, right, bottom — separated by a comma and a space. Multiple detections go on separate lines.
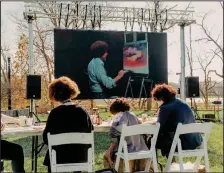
54, 29, 168, 99
123, 40, 149, 75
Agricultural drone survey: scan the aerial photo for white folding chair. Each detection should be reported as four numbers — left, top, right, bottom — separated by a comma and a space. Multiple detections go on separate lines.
165, 123, 213, 172
47, 131, 94, 172
115, 123, 160, 172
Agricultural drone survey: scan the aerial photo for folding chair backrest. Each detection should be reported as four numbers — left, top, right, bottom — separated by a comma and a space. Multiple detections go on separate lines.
121, 123, 160, 137
48, 132, 94, 146
47, 132, 94, 172
176, 123, 213, 135
174, 122, 213, 144
119, 123, 160, 149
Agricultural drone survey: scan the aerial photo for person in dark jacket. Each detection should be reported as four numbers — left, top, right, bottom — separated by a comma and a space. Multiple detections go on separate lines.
151, 84, 202, 157
43, 76, 93, 172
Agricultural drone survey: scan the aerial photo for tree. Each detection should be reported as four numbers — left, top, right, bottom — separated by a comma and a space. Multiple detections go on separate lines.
1, 46, 10, 109
186, 25, 194, 77
11, 34, 30, 108
196, 3, 223, 79
146, 1, 193, 32
1, 46, 9, 83
12, 33, 29, 78
196, 52, 217, 109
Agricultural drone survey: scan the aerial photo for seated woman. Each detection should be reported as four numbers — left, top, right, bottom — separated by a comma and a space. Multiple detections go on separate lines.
150, 84, 202, 157
43, 77, 93, 172
104, 98, 151, 172
1, 121, 25, 173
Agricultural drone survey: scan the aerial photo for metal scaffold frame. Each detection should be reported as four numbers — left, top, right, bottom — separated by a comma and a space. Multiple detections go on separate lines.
24, 2, 196, 102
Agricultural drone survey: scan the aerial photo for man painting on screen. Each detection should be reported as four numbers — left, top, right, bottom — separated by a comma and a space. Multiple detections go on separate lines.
88, 41, 125, 99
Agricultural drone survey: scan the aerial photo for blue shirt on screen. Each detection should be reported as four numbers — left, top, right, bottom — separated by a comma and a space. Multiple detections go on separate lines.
87, 57, 116, 93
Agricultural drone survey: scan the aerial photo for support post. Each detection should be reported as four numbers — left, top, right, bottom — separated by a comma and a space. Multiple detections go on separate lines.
27, 15, 36, 122
179, 24, 186, 101
7, 57, 12, 110
28, 16, 34, 74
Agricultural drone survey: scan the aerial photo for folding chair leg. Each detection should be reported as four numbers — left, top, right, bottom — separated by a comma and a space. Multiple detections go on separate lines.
204, 151, 210, 172
178, 154, 184, 172
124, 158, 130, 172
153, 151, 158, 172
194, 156, 203, 171
165, 152, 174, 172
145, 158, 152, 172
115, 155, 121, 171
88, 148, 93, 172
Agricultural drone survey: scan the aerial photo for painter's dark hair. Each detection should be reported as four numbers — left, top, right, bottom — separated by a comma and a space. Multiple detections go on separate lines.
90, 41, 108, 58
110, 98, 130, 114
151, 83, 177, 103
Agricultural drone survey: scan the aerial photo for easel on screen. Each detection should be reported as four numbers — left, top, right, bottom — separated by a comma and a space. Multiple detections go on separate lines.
124, 32, 152, 99
125, 76, 153, 99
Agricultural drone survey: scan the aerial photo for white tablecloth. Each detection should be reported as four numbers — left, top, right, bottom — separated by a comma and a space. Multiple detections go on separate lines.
2, 117, 157, 138
2, 123, 112, 138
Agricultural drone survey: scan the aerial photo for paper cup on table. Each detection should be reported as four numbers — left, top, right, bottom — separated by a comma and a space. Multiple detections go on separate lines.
142, 114, 148, 122
27, 118, 34, 126
19, 116, 27, 127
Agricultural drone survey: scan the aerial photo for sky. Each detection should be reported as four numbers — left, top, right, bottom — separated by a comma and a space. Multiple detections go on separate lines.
1, 1, 223, 83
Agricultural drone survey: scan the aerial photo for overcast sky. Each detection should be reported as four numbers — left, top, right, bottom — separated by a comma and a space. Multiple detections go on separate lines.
1, 1, 223, 83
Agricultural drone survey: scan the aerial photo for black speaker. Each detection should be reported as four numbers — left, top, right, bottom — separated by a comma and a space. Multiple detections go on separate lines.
185, 76, 200, 98
26, 75, 41, 99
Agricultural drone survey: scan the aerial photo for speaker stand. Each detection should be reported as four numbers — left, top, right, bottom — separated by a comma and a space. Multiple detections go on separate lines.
29, 99, 41, 123
191, 98, 203, 122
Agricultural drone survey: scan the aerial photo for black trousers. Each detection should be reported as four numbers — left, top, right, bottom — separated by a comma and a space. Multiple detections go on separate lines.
1, 140, 25, 173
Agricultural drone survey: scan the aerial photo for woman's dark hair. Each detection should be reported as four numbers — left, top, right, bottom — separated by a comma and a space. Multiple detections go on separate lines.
49, 76, 80, 102
90, 41, 108, 58
110, 98, 130, 114
151, 83, 177, 102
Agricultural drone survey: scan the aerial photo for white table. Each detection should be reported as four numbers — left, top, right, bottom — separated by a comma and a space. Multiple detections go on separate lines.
2, 123, 112, 137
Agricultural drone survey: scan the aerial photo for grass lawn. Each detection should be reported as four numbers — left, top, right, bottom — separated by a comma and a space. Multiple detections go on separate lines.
3, 111, 223, 172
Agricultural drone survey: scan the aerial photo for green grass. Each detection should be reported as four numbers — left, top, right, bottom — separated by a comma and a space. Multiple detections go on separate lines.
3, 112, 223, 172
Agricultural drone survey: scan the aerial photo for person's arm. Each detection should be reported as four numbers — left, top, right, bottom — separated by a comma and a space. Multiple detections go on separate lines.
82, 107, 94, 132
113, 70, 125, 83
1, 121, 5, 131
157, 106, 169, 134
43, 110, 55, 145
95, 64, 125, 89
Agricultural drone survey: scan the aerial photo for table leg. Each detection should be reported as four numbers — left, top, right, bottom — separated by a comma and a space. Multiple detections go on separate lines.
31, 136, 35, 172
34, 136, 38, 173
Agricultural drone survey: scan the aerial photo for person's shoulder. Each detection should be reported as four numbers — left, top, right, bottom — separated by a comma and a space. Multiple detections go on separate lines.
128, 111, 137, 117
88, 58, 94, 66
74, 105, 89, 114
122, 111, 136, 119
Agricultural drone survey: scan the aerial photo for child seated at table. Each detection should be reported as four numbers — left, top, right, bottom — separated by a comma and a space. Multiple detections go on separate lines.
103, 98, 153, 172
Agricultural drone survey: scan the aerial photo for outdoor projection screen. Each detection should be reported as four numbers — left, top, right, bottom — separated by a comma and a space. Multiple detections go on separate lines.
54, 29, 168, 99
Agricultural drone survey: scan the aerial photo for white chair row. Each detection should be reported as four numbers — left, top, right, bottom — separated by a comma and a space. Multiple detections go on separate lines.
47, 122, 213, 172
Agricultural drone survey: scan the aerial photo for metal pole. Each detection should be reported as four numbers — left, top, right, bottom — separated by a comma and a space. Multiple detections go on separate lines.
28, 17, 34, 74
27, 15, 36, 122
180, 24, 186, 101
7, 57, 12, 110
